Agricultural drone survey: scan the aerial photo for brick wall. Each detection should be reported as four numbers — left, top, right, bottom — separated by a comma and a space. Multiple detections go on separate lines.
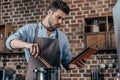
0, 53, 27, 79
0, 0, 2, 22
0, 0, 118, 80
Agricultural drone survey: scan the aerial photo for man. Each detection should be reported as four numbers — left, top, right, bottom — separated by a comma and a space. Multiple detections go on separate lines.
6, 0, 85, 80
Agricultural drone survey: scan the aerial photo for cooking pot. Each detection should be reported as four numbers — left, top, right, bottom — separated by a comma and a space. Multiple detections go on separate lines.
34, 67, 60, 80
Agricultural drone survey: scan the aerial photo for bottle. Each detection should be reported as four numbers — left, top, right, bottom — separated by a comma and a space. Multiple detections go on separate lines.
0, 33, 3, 38
93, 20, 99, 32
115, 73, 120, 80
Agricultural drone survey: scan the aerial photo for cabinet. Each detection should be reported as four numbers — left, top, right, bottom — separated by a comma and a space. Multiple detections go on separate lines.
0, 24, 15, 52
0, 24, 15, 38
84, 16, 115, 50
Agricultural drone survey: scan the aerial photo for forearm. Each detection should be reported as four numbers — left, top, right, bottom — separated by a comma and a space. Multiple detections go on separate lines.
10, 38, 30, 49
10, 38, 40, 58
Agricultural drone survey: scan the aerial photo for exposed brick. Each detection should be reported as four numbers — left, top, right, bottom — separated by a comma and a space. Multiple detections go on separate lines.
17, 7, 26, 11
71, 4, 76, 8
75, 15, 86, 19
2, 16, 10, 19
84, 11, 90, 14
97, 9, 103, 13
22, 0, 32, 3
88, 14, 99, 17
81, 7, 93, 11
73, 0, 85, 3
86, 0, 97, 1
72, 69, 78, 73
17, 21, 26, 24
83, 73, 90, 77
22, 14, 31, 17
108, 69, 115, 73
90, 10, 96, 14
61, 78, 71, 80
70, 74, 81, 77
27, 20, 37, 23
104, 73, 110, 77
2, 2, 11, 5
19, 4, 24, 7
101, 12, 112, 16
96, 5, 106, 9
77, 12, 82, 15
14, 1, 21, 4
90, 1, 96, 6
27, 6, 36, 9
97, 1, 103, 5
33, 12, 43, 16
1, 0, 117, 79
38, 5, 45, 8
61, 73, 69, 77
108, 3, 115, 8
6, 9, 12, 12
71, 12, 76, 16
13, 15, 21, 18
71, 8, 79, 12
20, 11, 24, 14
92, 60, 98, 64
78, 69, 85, 73
64, 28, 70, 32
84, 3, 90, 6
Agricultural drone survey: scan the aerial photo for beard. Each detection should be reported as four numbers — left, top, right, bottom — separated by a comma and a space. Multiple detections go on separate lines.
47, 15, 60, 32
48, 20, 57, 31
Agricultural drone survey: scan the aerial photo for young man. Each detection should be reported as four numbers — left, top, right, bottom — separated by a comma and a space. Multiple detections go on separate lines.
6, 0, 85, 80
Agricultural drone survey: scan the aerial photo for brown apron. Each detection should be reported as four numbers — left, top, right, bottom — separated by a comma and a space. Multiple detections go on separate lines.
25, 25, 60, 80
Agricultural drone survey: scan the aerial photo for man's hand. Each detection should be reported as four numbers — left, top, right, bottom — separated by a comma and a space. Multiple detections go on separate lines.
68, 59, 87, 70
26, 43, 41, 58
10, 39, 40, 58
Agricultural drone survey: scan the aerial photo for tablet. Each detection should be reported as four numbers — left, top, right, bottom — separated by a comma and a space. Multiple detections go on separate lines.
68, 47, 98, 65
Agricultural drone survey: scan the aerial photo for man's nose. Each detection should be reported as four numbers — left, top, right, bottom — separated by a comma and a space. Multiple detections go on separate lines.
58, 19, 62, 24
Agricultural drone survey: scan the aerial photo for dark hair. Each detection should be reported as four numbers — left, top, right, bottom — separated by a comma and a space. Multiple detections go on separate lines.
46, 0, 70, 15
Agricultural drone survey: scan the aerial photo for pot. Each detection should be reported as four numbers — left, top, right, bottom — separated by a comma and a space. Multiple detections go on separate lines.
34, 67, 60, 80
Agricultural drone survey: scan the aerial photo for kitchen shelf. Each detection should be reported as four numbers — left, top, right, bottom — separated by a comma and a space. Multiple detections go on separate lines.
84, 16, 115, 50
0, 51, 25, 55
0, 24, 17, 52
98, 48, 116, 52
0, 24, 16, 38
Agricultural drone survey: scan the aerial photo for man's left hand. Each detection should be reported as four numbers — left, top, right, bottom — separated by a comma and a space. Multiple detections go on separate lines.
68, 59, 87, 70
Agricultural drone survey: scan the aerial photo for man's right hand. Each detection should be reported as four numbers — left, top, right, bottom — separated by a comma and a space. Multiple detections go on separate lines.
10, 39, 41, 58
26, 43, 41, 58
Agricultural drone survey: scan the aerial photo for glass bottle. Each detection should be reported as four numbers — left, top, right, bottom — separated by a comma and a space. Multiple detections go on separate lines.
115, 73, 120, 80
93, 20, 99, 32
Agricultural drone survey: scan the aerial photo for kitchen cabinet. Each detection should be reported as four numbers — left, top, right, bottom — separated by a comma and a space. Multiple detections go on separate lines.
0, 24, 16, 52
84, 16, 115, 50
0, 24, 15, 38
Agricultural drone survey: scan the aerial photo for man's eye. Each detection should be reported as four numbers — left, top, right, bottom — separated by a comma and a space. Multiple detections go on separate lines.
56, 16, 62, 19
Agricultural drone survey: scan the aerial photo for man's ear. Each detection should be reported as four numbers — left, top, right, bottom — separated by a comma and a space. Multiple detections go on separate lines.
47, 10, 53, 15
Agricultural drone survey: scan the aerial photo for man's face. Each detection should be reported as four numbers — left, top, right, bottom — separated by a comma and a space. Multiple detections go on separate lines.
48, 9, 67, 31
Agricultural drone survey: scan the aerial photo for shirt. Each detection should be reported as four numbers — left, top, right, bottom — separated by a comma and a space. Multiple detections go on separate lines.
6, 22, 72, 68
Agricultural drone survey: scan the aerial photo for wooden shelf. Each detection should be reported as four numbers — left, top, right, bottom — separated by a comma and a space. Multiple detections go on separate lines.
0, 51, 25, 55
0, 24, 18, 53
84, 16, 115, 50
98, 48, 116, 53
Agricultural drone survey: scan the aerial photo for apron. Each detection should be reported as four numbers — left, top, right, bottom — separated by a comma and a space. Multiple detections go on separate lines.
25, 25, 60, 80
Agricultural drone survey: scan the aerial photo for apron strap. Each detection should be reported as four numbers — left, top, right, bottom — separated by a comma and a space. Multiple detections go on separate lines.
34, 23, 59, 41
